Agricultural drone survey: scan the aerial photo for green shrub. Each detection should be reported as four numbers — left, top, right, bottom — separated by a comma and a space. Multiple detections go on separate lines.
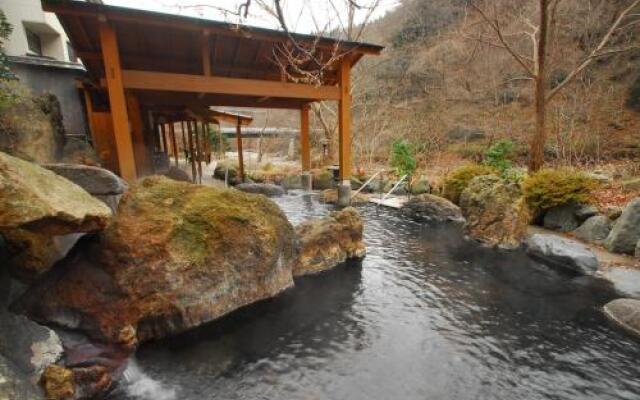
442, 164, 498, 204
390, 139, 417, 178
522, 169, 599, 211
484, 140, 515, 172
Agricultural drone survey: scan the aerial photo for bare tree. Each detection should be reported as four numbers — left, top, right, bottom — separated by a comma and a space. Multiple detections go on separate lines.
467, 0, 640, 171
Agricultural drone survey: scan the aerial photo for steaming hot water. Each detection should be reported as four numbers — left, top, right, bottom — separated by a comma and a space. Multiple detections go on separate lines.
112, 191, 640, 400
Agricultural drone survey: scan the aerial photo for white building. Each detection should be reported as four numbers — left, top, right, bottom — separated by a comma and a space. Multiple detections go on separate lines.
3, 0, 76, 62
1, 0, 101, 136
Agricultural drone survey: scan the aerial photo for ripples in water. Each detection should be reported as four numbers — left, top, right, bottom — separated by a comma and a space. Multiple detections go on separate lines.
114, 191, 640, 400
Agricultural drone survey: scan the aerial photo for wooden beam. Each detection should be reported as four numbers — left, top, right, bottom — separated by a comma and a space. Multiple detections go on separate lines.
119, 70, 340, 100
236, 120, 245, 183
125, 92, 149, 176
99, 21, 137, 181
338, 56, 352, 181
300, 104, 311, 172
202, 31, 211, 76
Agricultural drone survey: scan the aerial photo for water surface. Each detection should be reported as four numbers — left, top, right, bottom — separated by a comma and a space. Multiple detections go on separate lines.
115, 191, 640, 400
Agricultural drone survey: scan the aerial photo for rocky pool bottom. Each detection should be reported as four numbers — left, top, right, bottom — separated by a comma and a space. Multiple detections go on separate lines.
111, 192, 640, 400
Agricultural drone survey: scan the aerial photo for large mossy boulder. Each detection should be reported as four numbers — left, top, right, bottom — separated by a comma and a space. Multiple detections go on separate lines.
17, 176, 298, 344
605, 198, 640, 255
459, 175, 529, 249
603, 299, 640, 337
402, 194, 465, 224
0, 152, 111, 234
294, 207, 365, 277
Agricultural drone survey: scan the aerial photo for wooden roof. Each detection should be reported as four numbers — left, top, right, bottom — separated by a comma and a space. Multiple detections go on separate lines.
43, 0, 384, 110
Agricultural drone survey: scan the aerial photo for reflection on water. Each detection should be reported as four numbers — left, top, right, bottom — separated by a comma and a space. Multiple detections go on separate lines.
114, 191, 640, 400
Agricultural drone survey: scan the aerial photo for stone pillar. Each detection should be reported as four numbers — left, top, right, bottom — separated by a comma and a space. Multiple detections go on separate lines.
337, 181, 351, 207
301, 172, 313, 192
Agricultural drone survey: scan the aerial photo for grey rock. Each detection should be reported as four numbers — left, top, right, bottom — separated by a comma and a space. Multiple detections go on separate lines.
0, 312, 63, 379
603, 298, 640, 337
575, 204, 599, 221
164, 166, 192, 182
574, 216, 612, 244
402, 194, 465, 224
605, 206, 623, 220
605, 198, 640, 254
0, 354, 43, 400
447, 127, 486, 142
525, 234, 599, 275
543, 204, 580, 232
236, 183, 285, 197
44, 163, 128, 195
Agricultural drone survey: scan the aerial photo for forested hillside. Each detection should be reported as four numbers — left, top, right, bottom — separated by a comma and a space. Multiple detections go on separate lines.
350, 0, 640, 176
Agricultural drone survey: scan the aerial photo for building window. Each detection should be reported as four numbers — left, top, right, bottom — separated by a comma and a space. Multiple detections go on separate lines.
67, 42, 77, 63
25, 28, 42, 56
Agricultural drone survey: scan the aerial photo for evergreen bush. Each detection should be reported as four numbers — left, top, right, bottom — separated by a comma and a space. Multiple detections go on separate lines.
522, 169, 598, 211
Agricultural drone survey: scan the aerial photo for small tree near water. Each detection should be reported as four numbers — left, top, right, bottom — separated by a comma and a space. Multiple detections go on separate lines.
390, 139, 417, 194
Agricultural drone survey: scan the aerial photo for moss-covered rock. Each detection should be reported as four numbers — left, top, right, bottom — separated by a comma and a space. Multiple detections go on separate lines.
18, 176, 298, 343
294, 207, 365, 276
0, 82, 62, 163
459, 175, 530, 249
442, 165, 497, 204
0, 152, 112, 235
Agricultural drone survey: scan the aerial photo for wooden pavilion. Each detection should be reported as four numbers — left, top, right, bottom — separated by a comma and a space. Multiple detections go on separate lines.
43, 0, 383, 198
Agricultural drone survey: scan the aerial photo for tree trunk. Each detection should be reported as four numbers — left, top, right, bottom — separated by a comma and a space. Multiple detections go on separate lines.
529, 0, 550, 172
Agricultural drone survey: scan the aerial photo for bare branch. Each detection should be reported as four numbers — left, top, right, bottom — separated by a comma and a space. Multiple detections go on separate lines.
547, 0, 640, 102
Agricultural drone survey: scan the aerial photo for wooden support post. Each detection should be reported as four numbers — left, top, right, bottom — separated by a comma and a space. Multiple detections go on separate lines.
181, 121, 188, 159
125, 93, 149, 176
218, 123, 224, 160
194, 120, 204, 184
236, 118, 245, 183
338, 56, 352, 182
300, 104, 311, 172
203, 122, 211, 164
186, 120, 197, 183
99, 20, 137, 181
170, 123, 179, 167
159, 123, 168, 153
